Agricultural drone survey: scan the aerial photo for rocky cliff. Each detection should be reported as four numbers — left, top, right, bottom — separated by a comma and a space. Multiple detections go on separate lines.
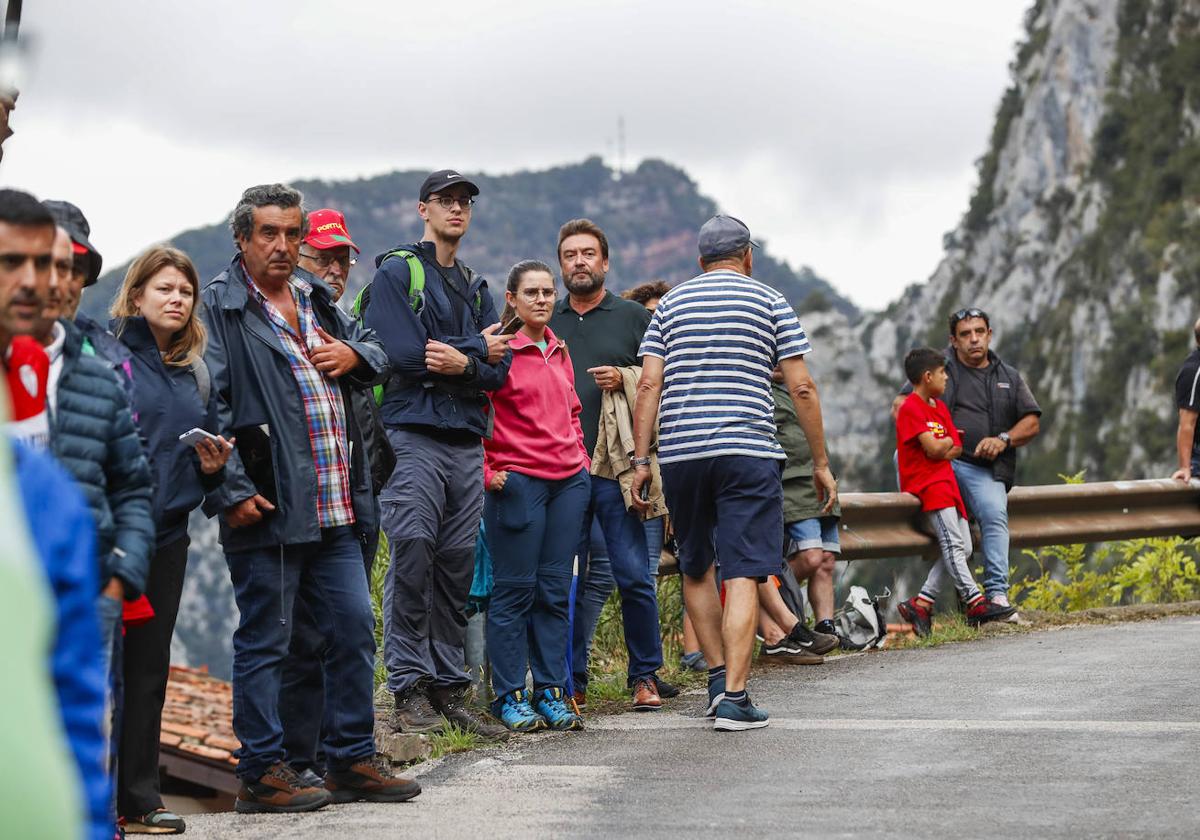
817, 0, 1200, 492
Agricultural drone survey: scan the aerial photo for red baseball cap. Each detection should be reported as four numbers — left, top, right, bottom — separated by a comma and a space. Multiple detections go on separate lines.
304, 209, 359, 253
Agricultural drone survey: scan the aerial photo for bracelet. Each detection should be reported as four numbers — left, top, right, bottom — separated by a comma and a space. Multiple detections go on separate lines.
631, 456, 652, 467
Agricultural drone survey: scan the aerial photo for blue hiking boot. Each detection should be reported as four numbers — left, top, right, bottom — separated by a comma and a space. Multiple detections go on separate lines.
534, 687, 584, 731
705, 673, 726, 719
492, 690, 546, 733
713, 696, 770, 732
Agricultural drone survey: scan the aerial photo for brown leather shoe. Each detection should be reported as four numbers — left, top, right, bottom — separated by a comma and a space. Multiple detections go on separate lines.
572, 689, 587, 711
325, 755, 422, 803
631, 677, 662, 712
234, 761, 332, 814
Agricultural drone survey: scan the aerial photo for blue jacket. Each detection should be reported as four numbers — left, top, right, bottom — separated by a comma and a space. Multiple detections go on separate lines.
114, 317, 224, 548
51, 319, 155, 598
14, 439, 110, 840
200, 256, 391, 553
75, 312, 134, 401
364, 241, 510, 437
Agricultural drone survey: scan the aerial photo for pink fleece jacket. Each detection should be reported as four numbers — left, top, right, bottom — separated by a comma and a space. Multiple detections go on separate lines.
483, 326, 589, 488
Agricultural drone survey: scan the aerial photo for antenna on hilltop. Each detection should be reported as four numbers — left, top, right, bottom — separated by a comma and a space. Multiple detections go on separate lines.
617, 115, 625, 178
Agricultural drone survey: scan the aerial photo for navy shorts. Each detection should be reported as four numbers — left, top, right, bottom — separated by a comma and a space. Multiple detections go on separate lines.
660, 455, 784, 581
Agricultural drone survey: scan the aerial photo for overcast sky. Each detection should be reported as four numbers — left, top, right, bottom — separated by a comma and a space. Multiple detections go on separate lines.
3, 0, 1027, 309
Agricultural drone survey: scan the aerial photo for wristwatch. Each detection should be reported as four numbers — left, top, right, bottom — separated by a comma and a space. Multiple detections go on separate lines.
462, 357, 478, 379
998, 432, 1011, 445
631, 456, 652, 467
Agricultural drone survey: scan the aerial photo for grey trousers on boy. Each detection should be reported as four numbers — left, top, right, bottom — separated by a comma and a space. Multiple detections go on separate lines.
381, 428, 484, 697
918, 508, 982, 603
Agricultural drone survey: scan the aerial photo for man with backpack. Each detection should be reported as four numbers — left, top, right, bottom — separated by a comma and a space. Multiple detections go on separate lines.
363, 170, 513, 738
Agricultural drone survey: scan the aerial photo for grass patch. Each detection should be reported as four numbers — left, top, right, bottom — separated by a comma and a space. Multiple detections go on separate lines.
427, 723, 484, 759
886, 613, 1024, 650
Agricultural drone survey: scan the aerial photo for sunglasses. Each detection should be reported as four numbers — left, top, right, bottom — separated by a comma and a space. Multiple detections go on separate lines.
949, 307, 988, 329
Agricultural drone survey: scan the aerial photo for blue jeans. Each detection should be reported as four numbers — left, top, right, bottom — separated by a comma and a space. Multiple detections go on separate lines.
485, 469, 590, 697
643, 516, 665, 577
571, 520, 612, 691
571, 476, 663, 688
225, 526, 376, 781
952, 460, 1011, 597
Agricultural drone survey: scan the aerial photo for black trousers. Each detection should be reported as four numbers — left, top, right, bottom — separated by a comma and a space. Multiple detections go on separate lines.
117, 535, 189, 818
279, 527, 378, 773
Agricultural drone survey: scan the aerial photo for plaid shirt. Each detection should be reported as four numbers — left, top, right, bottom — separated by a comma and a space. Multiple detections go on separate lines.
243, 264, 355, 528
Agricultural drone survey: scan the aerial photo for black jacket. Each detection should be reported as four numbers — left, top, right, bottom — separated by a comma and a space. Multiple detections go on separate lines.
200, 256, 391, 553
941, 348, 1040, 490
363, 241, 510, 437
113, 316, 225, 548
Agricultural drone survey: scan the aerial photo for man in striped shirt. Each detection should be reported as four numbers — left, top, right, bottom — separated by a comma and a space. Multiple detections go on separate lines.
1172, 317, 1200, 482
631, 215, 836, 732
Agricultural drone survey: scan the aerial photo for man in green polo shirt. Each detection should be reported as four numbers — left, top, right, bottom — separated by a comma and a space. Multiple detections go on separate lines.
549, 218, 666, 712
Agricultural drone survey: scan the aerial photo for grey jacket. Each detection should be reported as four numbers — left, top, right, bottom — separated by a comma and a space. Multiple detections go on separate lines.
200, 256, 391, 553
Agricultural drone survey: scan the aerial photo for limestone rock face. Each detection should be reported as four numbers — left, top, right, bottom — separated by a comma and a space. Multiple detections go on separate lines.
817, 0, 1200, 490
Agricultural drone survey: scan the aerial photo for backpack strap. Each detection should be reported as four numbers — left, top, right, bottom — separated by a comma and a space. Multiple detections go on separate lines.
189, 356, 211, 407
376, 249, 426, 313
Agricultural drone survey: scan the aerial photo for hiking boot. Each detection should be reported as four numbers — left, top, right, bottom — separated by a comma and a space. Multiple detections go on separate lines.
123, 809, 185, 834
631, 676, 662, 712
325, 755, 421, 803
713, 696, 770, 732
392, 687, 444, 734
966, 598, 1017, 627
492, 690, 547, 733
534, 687, 584, 731
296, 767, 325, 789
234, 761, 332, 814
706, 673, 726, 718
653, 675, 680, 698
571, 689, 587, 712
680, 651, 708, 671
787, 621, 839, 655
897, 597, 932, 638
430, 686, 510, 741
759, 638, 824, 665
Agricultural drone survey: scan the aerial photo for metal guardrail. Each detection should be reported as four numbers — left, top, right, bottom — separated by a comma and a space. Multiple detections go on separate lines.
658, 479, 1200, 572
840, 479, 1200, 560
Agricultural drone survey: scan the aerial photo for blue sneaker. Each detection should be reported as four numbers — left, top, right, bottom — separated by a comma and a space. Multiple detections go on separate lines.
713, 696, 769, 732
492, 690, 546, 733
534, 687, 584, 731
680, 651, 708, 672
705, 673, 726, 718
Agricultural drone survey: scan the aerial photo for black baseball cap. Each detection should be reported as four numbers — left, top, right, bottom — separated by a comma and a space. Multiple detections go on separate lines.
419, 169, 480, 202
43, 199, 103, 286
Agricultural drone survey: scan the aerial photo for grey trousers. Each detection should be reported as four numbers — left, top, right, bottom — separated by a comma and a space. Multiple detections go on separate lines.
918, 508, 981, 603
381, 428, 484, 695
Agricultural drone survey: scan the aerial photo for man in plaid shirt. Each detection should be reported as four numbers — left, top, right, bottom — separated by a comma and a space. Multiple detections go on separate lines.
201, 184, 419, 813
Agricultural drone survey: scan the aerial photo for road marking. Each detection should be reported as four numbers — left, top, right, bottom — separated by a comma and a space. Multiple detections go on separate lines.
585, 715, 1200, 734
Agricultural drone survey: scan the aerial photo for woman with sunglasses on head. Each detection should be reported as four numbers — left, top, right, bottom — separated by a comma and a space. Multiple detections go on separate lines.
483, 260, 590, 733
109, 246, 233, 835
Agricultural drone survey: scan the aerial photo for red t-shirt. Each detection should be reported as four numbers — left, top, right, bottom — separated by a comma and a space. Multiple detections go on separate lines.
896, 392, 965, 517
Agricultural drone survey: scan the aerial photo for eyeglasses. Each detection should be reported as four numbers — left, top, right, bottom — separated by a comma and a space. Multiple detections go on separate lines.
300, 250, 356, 270
429, 195, 475, 210
518, 288, 557, 301
949, 307, 988, 328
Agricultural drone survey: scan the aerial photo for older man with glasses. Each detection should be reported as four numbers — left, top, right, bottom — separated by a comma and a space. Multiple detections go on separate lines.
894, 306, 1041, 619
298, 209, 358, 301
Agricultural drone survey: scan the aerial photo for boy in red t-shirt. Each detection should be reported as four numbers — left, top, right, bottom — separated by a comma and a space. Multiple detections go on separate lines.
894, 348, 1015, 636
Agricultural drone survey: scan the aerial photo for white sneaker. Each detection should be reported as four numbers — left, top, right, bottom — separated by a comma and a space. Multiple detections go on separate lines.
989, 593, 1011, 608
1004, 610, 1021, 624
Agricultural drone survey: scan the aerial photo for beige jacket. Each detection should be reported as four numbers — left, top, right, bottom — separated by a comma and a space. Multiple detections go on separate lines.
591, 365, 668, 519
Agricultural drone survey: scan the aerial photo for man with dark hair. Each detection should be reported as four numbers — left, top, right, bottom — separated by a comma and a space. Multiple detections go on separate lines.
364, 170, 511, 739
631, 214, 836, 731
1171, 317, 1200, 482
892, 307, 1040, 617
0, 188, 54, 350
622, 280, 671, 311
550, 217, 669, 712
201, 183, 418, 813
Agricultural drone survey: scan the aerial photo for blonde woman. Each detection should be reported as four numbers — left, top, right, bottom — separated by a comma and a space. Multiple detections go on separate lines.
110, 246, 231, 835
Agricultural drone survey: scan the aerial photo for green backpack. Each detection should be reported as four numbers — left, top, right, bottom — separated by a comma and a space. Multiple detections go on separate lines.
352, 248, 484, 406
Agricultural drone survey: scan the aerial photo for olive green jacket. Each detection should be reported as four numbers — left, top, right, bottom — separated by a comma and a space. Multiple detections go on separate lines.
772, 381, 841, 524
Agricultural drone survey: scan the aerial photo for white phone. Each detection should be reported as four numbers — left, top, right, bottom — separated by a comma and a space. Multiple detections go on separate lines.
178, 427, 221, 447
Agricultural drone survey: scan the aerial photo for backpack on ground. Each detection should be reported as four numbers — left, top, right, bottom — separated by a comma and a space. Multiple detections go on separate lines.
835, 585, 889, 650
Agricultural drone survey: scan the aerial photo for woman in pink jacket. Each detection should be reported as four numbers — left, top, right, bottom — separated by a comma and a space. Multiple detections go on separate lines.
484, 260, 590, 733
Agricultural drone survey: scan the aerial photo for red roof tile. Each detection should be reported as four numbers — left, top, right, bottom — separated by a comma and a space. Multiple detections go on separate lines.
162, 666, 240, 769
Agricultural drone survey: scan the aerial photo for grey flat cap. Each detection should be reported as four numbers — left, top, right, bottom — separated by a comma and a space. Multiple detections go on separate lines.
698, 214, 759, 260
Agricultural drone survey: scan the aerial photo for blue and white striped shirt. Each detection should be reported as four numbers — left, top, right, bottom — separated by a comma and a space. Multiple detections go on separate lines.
638, 270, 811, 464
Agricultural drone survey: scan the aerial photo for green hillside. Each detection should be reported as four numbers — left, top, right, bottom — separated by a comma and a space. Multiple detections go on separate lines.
80, 156, 856, 321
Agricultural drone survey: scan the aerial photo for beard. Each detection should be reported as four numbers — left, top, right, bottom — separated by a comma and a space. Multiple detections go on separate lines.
564, 266, 605, 296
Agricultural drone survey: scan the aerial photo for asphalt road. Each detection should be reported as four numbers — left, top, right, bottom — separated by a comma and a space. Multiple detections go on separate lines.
187, 618, 1200, 839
